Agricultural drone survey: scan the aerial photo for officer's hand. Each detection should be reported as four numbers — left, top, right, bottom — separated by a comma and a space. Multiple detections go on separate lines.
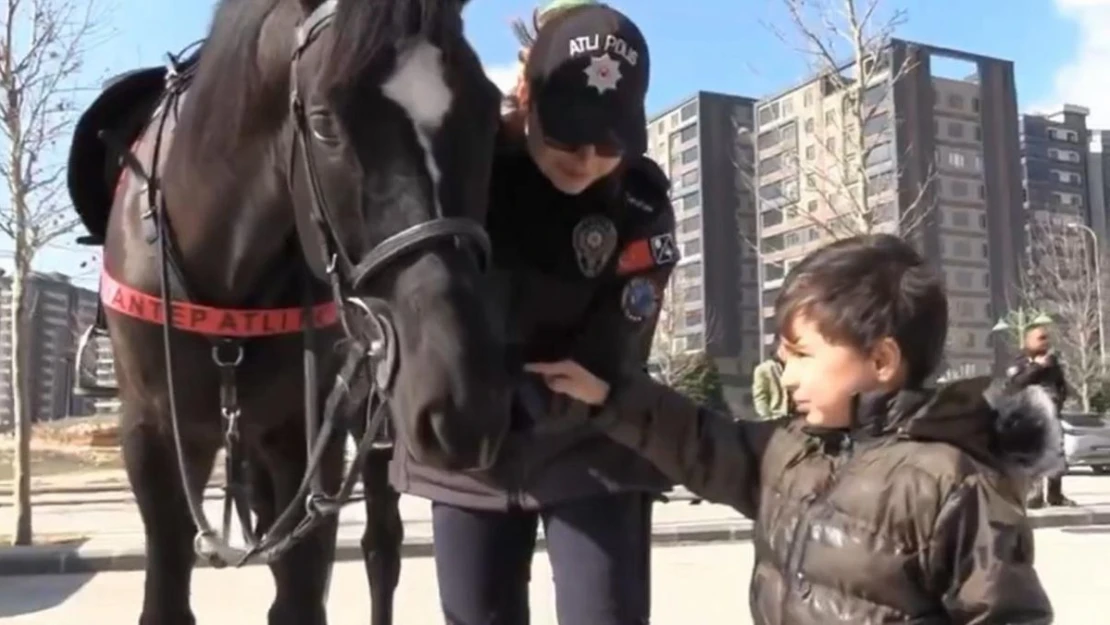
525, 360, 610, 406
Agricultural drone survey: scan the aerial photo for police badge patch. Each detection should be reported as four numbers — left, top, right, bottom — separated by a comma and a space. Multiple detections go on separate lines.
621, 276, 660, 322
572, 214, 618, 277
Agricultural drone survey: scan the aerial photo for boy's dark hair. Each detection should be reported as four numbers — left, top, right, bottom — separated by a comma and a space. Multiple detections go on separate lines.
775, 234, 947, 387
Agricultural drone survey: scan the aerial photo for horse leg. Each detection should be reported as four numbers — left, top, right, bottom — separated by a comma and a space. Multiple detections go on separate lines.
260, 424, 344, 625
361, 446, 403, 625
122, 418, 218, 625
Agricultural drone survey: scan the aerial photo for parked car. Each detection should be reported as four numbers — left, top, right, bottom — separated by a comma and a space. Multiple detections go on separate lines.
1061, 412, 1110, 474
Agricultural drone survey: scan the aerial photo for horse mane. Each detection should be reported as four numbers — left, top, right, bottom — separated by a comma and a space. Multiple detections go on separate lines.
178, 0, 297, 157
178, 0, 462, 157
321, 0, 462, 95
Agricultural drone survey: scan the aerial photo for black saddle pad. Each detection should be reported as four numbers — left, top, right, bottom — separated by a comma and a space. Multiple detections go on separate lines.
66, 48, 201, 246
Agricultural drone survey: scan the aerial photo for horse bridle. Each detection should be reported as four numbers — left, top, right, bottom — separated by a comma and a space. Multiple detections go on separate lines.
161, 0, 495, 567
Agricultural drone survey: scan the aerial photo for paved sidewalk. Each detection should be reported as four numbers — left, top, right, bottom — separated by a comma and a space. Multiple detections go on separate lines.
4, 491, 1110, 576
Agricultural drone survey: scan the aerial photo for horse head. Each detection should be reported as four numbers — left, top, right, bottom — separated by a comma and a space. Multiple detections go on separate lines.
170, 0, 510, 471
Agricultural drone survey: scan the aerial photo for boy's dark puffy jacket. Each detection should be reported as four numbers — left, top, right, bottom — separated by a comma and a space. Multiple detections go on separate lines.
593, 375, 1061, 624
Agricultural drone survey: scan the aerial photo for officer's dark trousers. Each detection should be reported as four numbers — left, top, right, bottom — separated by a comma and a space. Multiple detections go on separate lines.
431, 492, 653, 625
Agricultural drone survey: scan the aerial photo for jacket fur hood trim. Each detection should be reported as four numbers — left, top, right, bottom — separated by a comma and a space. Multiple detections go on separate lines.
983, 380, 1066, 480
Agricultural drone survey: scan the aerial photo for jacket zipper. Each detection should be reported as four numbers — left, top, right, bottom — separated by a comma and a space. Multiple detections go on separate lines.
781, 433, 855, 611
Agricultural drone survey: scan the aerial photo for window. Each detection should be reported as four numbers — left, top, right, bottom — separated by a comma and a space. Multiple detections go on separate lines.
758, 154, 783, 175
803, 90, 814, 107
825, 111, 836, 125
682, 191, 701, 209
805, 118, 815, 133
947, 152, 966, 168
974, 126, 982, 141
681, 169, 699, 187
682, 239, 701, 256
979, 213, 987, 229
952, 240, 971, 257
956, 270, 972, 288
964, 331, 976, 349
982, 273, 990, 288
684, 309, 704, 327
761, 209, 784, 229
805, 145, 816, 160
759, 180, 784, 200
681, 147, 698, 164
680, 262, 703, 280
864, 113, 890, 137
679, 216, 699, 233
683, 285, 701, 302
826, 137, 836, 152
950, 180, 969, 196
764, 263, 785, 281
679, 101, 698, 121
757, 102, 780, 125
806, 200, 818, 213
865, 143, 892, 167
679, 124, 698, 142
978, 184, 986, 199
947, 93, 964, 109
952, 210, 969, 227
684, 333, 704, 351
971, 97, 980, 112
947, 121, 963, 138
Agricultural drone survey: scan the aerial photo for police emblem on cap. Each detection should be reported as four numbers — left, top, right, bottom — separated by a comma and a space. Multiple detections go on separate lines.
621, 276, 659, 322
572, 214, 618, 277
584, 53, 622, 94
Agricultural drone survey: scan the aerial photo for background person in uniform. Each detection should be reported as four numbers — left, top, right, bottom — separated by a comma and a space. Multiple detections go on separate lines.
751, 340, 788, 420
388, 3, 677, 624
527, 234, 1058, 624
1007, 322, 1073, 507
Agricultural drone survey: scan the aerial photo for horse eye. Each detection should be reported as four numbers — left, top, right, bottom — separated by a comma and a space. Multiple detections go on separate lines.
308, 110, 342, 146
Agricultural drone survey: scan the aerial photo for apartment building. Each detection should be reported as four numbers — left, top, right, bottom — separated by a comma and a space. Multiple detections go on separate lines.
754, 39, 1024, 378
645, 91, 762, 413
0, 271, 99, 429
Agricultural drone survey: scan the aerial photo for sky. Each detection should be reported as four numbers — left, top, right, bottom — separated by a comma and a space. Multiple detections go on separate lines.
8, 0, 1109, 285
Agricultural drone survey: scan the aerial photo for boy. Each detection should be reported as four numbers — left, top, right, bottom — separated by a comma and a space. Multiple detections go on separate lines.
527, 234, 1059, 624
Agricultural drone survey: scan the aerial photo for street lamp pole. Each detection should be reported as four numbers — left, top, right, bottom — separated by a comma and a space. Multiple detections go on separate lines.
1069, 222, 1105, 365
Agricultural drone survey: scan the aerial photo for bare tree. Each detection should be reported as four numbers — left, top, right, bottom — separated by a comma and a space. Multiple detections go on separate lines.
650, 270, 721, 387
0, 0, 107, 546
764, 0, 936, 240
1019, 218, 1106, 411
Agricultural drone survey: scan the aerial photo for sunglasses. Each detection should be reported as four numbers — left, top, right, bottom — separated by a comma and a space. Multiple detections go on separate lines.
542, 134, 625, 158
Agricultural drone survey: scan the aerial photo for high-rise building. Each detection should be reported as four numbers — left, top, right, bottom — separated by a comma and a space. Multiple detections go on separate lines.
753, 39, 1025, 378
0, 271, 99, 429
1020, 106, 1091, 226
645, 91, 762, 414
1087, 129, 1110, 245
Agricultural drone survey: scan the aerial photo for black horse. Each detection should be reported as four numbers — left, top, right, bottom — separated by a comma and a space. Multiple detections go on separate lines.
67, 0, 511, 623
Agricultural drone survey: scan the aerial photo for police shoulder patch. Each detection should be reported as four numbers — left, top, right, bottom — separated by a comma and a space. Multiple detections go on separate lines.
621, 276, 660, 322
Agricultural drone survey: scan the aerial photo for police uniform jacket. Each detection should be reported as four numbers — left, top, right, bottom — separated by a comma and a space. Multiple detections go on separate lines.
389, 134, 679, 510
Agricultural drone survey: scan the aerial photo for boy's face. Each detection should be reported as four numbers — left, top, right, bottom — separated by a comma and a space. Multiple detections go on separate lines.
779, 314, 903, 428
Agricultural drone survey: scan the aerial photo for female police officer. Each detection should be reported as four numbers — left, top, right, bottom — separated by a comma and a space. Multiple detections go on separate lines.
389, 3, 679, 623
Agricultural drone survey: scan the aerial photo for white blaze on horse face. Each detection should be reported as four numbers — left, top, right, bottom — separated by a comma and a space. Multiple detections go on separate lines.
382, 40, 453, 130
382, 40, 452, 216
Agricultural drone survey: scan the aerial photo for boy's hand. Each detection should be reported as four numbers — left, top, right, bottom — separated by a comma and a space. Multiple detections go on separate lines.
524, 360, 611, 406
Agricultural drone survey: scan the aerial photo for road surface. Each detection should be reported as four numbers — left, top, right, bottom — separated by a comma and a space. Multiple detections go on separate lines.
2, 525, 1107, 624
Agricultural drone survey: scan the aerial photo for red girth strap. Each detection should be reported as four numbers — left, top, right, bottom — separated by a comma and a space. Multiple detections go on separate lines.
100, 268, 338, 337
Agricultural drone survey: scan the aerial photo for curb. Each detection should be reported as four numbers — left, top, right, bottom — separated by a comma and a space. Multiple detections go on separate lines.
4, 505, 1107, 577
0, 520, 755, 577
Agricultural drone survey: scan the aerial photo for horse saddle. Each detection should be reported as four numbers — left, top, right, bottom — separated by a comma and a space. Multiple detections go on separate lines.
66, 47, 202, 246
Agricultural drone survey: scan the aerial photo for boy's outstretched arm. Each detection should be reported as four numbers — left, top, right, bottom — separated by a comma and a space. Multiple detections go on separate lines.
594, 370, 780, 518
927, 477, 1053, 624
